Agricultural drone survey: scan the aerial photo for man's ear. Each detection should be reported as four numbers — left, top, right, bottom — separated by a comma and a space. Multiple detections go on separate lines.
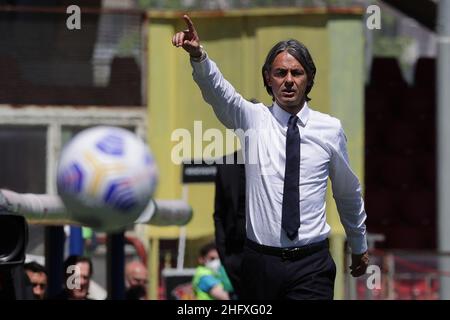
264, 70, 271, 87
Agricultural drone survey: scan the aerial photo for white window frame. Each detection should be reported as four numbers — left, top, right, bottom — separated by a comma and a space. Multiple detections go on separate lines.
0, 105, 148, 195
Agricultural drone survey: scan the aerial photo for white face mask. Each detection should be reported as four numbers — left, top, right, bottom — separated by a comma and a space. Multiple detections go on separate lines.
205, 258, 221, 273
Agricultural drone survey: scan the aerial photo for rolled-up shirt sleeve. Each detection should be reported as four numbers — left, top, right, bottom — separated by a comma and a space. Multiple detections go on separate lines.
329, 124, 368, 254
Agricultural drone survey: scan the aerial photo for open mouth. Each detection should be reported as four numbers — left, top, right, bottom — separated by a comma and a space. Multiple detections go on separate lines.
282, 90, 295, 97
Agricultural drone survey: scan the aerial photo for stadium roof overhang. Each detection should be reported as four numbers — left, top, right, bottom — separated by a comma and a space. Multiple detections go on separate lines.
381, 0, 437, 31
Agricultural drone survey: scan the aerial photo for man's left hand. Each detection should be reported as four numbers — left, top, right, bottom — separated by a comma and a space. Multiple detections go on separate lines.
350, 251, 369, 277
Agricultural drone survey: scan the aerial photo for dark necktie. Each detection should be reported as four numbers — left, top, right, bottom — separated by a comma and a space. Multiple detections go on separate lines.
282, 115, 300, 240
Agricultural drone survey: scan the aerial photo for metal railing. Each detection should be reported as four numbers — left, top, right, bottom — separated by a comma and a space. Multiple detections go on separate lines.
345, 249, 450, 300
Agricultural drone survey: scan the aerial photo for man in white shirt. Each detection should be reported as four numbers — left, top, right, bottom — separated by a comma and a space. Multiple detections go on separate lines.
172, 15, 369, 300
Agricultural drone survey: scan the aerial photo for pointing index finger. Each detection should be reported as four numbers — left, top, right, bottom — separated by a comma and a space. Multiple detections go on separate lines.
183, 14, 195, 33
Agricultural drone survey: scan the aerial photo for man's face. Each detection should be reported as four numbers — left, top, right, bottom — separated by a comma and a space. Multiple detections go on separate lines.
265, 51, 308, 112
26, 271, 47, 300
128, 267, 148, 287
69, 261, 91, 300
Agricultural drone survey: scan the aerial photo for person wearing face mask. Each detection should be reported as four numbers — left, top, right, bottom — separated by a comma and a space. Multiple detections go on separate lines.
192, 242, 230, 300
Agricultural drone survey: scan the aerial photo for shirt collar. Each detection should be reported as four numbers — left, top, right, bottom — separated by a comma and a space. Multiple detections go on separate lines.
272, 101, 310, 127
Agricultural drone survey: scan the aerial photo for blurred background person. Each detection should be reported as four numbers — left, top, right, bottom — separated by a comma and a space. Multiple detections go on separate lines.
192, 242, 230, 300
23, 262, 47, 300
52, 255, 94, 300
213, 149, 246, 299
125, 260, 148, 300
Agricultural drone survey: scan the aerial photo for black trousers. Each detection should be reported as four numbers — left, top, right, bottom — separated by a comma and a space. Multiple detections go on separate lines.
240, 240, 336, 300
222, 252, 244, 298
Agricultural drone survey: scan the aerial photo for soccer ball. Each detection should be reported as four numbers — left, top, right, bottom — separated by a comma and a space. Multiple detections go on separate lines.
56, 126, 158, 232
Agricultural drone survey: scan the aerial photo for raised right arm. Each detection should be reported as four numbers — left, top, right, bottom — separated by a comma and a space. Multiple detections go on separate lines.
172, 15, 261, 130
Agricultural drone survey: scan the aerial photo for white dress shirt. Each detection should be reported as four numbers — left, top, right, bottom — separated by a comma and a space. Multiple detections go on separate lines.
191, 55, 368, 254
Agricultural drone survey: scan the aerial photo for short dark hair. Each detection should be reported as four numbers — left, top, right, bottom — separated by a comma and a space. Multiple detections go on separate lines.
199, 242, 216, 258
24, 261, 47, 276
262, 39, 316, 102
63, 255, 93, 278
